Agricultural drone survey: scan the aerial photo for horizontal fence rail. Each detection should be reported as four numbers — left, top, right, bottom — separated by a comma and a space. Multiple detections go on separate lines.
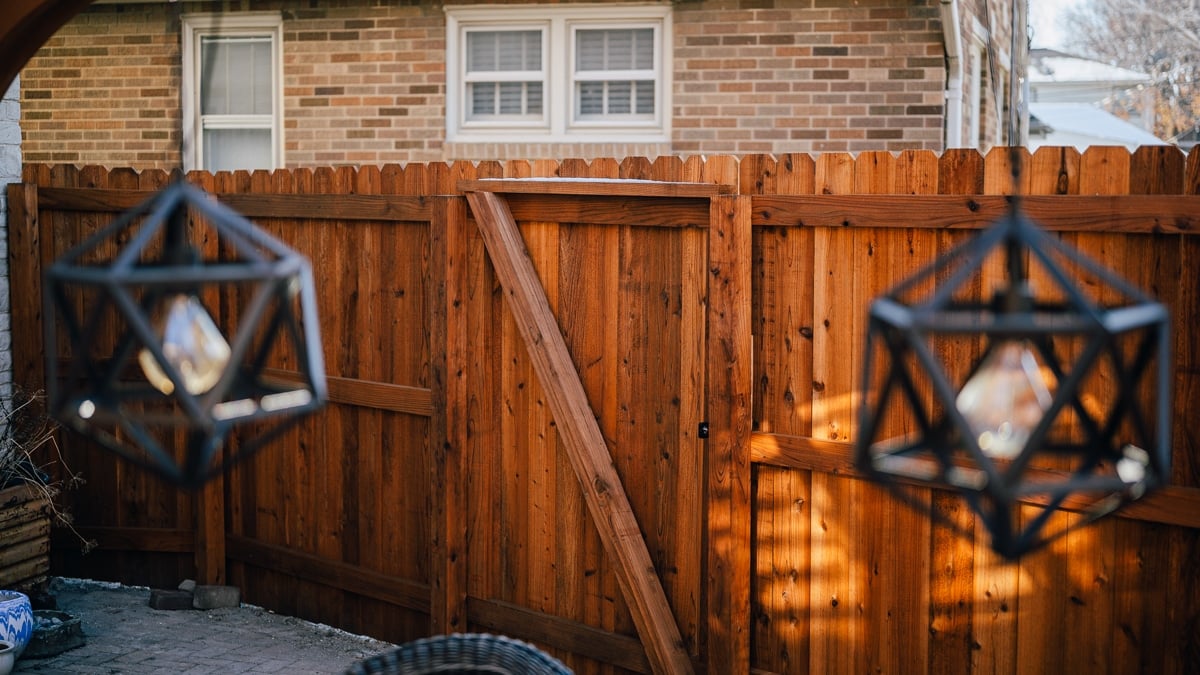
8, 148, 1200, 675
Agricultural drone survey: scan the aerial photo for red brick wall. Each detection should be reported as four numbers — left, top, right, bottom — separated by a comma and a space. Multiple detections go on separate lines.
673, 0, 947, 154
21, 4, 182, 166
281, 2, 444, 164
21, 0, 972, 167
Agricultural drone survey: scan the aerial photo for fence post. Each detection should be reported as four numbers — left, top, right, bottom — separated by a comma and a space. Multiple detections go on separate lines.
194, 479, 225, 584
7, 182, 42, 394
704, 194, 752, 672
429, 195, 469, 634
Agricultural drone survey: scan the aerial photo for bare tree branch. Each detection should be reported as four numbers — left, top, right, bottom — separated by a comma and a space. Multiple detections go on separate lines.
1061, 0, 1200, 138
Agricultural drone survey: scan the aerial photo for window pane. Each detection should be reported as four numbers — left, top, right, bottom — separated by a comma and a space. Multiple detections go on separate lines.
578, 81, 603, 115
633, 29, 653, 69
576, 31, 605, 70
467, 30, 541, 73
527, 82, 542, 114
607, 81, 631, 114
203, 128, 272, 172
469, 81, 542, 118
201, 36, 272, 115
200, 38, 228, 115
577, 80, 655, 118
576, 28, 653, 70
469, 82, 496, 115
498, 82, 524, 114
636, 81, 655, 114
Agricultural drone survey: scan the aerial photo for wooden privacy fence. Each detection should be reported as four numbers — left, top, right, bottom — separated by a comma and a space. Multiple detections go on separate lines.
6, 147, 1200, 675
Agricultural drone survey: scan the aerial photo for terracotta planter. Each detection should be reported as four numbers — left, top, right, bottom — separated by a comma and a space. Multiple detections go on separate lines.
0, 485, 53, 593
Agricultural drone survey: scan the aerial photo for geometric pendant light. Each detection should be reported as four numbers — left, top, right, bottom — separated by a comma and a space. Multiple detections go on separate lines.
854, 208, 1171, 559
43, 180, 326, 488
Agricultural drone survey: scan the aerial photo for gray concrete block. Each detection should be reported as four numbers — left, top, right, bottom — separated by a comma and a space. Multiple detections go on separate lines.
148, 589, 194, 611
192, 585, 240, 610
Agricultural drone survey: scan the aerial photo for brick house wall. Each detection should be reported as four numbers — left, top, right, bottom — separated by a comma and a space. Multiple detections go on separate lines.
948, 0, 1015, 149
20, 0, 1012, 168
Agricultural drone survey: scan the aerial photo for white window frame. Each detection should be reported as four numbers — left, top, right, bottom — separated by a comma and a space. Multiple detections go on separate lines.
445, 4, 672, 144
570, 22, 660, 126
461, 25, 549, 128
181, 12, 284, 172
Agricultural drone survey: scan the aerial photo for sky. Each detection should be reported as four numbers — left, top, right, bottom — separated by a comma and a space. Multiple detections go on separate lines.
1029, 0, 1081, 50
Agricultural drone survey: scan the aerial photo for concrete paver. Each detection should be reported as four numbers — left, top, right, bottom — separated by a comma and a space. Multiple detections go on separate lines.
12, 578, 394, 674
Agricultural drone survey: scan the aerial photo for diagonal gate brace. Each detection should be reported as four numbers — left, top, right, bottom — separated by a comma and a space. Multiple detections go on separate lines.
464, 189, 694, 675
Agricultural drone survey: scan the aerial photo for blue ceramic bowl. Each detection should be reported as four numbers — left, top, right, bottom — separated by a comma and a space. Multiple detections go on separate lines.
0, 591, 32, 660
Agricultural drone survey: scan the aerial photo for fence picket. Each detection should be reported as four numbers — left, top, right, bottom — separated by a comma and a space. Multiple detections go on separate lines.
928, 149, 982, 675
9, 153, 1199, 675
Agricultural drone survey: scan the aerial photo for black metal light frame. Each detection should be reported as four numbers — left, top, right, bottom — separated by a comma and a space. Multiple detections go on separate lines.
44, 180, 326, 488
854, 208, 1171, 559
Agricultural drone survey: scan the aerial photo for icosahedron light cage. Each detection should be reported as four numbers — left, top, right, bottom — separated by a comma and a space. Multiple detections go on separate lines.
44, 180, 327, 488
855, 208, 1171, 559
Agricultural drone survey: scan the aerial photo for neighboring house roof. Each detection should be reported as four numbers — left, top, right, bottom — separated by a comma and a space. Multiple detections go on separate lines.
1028, 102, 1165, 151
1029, 49, 1152, 103
1172, 126, 1200, 151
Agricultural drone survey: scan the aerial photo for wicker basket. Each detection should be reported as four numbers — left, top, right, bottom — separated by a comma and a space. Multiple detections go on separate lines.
345, 633, 573, 675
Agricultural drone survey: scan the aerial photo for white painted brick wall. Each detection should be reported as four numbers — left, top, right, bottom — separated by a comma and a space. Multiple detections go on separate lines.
0, 76, 18, 403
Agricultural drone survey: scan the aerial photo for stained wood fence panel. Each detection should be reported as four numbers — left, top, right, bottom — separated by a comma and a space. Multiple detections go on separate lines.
218, 165, 437, 640
8, 149, 1200, 674
746, 146, 1200, 675
461, 178, 712, 672
16, 163, 197, 588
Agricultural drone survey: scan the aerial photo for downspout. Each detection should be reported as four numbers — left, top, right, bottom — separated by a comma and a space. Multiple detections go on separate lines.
941, 0, 964, 148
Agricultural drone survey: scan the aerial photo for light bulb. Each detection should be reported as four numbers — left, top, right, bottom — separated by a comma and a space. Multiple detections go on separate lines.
137, 294, 232, 395
954, 340, 1053, 459
1115, 445, 1149, 484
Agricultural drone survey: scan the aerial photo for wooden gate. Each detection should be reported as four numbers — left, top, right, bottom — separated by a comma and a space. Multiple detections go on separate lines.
445, 177, 752, 673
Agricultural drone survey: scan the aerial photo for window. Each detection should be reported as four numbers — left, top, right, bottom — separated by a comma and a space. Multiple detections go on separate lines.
446, 5, 671, 143
465, 29, 545, 123
182, 13, 283, 172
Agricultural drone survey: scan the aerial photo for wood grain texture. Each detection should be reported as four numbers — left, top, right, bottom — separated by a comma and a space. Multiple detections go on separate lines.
745, 153, 817, 675
429, 195, 469, 634
12, 155, 1200, 674
751, 194, 1200, 232
38, 186, 432, 222
464, 189, 693, 674
930, 149, 985, 675
457, 177, 733, 197
704, 195, 753, 673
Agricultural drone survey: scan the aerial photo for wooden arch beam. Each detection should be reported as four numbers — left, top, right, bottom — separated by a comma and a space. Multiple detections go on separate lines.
0, 0, 96, 95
